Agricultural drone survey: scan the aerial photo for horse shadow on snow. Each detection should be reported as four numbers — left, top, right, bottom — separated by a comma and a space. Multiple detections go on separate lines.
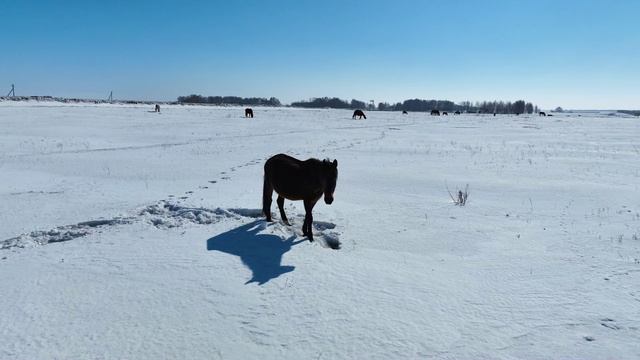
206, 221, 304, 285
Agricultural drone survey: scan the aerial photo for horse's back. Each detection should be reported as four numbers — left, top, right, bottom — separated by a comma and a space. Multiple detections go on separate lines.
264, 154, 321, 200
265, 154, 302, 170
265, 153, 305, 178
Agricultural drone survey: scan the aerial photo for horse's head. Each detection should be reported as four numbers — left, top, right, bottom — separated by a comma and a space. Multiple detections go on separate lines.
323, 159, 338, 205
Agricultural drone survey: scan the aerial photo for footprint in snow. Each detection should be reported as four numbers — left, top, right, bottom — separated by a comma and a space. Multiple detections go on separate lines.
600, 319, 621, 330
269, 217, 341, 250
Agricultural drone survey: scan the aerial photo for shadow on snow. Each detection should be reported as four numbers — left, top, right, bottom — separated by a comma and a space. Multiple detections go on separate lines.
206, 221, 304, 285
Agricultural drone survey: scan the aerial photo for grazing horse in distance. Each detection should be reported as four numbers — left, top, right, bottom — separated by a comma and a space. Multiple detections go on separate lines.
402, 110, 408, 115
154, 104, 161, 113
263, 154, 338, 242
454, 110, 461, 115
245, 108, 254, 118
539, 112, 546, 116
430, 109, 440, 116
352, 109, 366, 119
442, 111, 448, 116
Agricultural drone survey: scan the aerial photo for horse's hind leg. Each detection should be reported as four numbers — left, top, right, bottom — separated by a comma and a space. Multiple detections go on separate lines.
277, 195, 291, 226
262, 176, 273, 222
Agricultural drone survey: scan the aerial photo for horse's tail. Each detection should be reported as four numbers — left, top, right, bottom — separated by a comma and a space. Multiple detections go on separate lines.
262, 170, 273, 220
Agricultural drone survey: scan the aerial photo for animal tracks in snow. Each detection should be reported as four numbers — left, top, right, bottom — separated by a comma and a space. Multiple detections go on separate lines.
1, 217, 133, 249
142, 203, 341, 249
263, 216, 341, 250
1, 201, 341, 251
169, 157, 266, 203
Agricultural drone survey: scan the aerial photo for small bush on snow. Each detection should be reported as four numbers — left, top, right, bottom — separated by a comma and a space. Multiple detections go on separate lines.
447, 184, 469, 206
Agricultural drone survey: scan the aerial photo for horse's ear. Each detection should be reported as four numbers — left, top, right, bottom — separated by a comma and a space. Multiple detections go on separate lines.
333, 159, 338, 167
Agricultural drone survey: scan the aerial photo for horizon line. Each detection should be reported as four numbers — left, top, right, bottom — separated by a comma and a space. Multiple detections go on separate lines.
2, 95, 638, 112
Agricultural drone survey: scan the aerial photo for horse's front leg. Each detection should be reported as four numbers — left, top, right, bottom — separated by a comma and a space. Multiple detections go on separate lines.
303, 199, 317, 242
277, 195, 291, 226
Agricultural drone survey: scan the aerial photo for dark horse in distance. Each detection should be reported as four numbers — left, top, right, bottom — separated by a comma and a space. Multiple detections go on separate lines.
245, 108, 254, 118
263, 154, 338, 242
352, 109, 366, 119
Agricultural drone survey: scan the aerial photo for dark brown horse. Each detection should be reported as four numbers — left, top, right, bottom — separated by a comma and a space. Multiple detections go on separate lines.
263, 154, 338, 242
402, 110, 408, 115
430, 109, 440, 116
352, 109, 366, 119
245, 108, 254, 118
539, 112, 546, 116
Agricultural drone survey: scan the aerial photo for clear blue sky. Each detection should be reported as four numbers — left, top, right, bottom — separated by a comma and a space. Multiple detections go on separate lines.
1, 0, 638, 109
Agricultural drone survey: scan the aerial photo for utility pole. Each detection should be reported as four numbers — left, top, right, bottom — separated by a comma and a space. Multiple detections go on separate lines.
7, 84, 15, 97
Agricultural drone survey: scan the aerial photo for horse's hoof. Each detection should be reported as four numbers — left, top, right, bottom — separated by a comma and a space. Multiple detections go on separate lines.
265, 218, 274, 223
308, 237, 314, 242
283, 221, 291, 226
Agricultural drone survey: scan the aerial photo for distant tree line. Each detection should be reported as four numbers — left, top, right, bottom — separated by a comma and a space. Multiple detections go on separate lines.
619, 110, 640, 116
375, 99, 538, 114
177, 94, 281, 106
292, 96, 538, 114
290, 97, 367, 110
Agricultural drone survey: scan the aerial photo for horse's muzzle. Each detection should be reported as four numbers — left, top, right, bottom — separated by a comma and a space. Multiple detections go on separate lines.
325, 197, 334, 205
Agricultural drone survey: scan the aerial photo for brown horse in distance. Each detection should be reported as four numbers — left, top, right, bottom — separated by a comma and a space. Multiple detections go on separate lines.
352, 109, 366, 119
263, 154, 338, 242
245, 108, 254, 118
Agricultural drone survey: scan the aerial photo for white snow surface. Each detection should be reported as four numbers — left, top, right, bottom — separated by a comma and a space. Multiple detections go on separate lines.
1, 102, 639, 359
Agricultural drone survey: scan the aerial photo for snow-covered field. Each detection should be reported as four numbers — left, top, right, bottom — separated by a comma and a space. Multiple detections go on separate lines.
1, 102, 639, 359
